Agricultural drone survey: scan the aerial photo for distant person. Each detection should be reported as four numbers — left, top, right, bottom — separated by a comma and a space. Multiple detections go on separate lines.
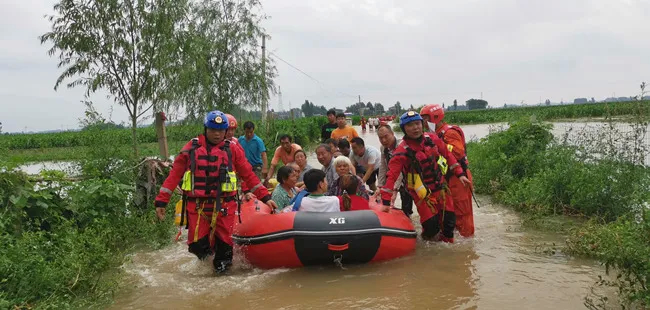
421, 104, 474, 237
374, 124, 412, 218
330, 112, 359, 142
238, 121, 268, 180
321, 109, 338, 142
360, 117, 367, 132
265, 134, 302, 182
288, 169, 340, 213
271, 166, 299, 211
338, 174, 370, 211
350, 137, 381, 191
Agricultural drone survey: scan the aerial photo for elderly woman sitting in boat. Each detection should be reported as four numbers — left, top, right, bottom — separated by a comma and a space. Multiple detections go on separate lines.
271, 165, 300, 211
327, 156, 370, 200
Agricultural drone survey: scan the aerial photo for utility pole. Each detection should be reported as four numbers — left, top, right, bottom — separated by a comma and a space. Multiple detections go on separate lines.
358, 95, 361, 104
278, 86, 284, 112
261, 35, 267, 123
481, 92, 483, 100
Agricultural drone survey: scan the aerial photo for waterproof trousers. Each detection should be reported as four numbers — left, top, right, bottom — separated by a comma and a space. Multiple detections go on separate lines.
413, 189, 456, 242
448, 169, 474, 237
185, 198, 237, 272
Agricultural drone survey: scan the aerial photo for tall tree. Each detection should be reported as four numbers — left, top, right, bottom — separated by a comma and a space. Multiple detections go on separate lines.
374, 103, 385, 114
175, 0, 276, 120
301, 100, 313, 117
466, 99, 488, 110
41, 0, 188, 155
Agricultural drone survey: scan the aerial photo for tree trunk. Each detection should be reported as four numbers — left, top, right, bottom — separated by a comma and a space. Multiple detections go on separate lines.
131, 113, 139, 158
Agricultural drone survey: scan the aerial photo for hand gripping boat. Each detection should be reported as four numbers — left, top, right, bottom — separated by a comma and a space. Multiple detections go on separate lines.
232, 199, 417, 269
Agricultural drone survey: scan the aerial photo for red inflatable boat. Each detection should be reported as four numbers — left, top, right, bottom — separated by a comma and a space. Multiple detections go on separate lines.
232, 199, 417, 269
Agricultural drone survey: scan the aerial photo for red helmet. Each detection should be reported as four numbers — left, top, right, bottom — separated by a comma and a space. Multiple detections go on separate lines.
420, 104, 444, 123
225, 113, 237, 129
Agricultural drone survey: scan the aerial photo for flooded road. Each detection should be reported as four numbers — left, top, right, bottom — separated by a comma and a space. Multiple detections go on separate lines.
110, 125, 618, 310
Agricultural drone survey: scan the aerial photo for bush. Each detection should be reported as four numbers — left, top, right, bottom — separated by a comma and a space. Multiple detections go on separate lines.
0, 169, 174, 308
468, 116, 650, 307
566, 213, 650, 308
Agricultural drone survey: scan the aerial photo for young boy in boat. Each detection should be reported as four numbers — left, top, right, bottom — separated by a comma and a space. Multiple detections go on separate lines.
338, 174, 370, 211
286, 169, 340, 213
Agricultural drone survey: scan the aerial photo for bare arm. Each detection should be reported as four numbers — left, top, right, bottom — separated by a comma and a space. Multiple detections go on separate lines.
261, 152, 268, 174
362, 164, 375, 183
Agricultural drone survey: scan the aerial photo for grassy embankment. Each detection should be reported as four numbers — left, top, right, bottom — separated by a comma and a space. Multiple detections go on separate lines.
467, 107, 649, 308
445, 100, 648, 125
0, 117, 326, 309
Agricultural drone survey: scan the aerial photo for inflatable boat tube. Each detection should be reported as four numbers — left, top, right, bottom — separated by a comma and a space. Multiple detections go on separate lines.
233, 199, 417, 269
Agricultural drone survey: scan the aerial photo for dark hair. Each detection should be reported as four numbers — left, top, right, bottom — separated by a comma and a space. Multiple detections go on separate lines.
340, 174, 359, 211
350, 137, 365, 147
294, 149, 306, 160
336, 112, 346, 119
279, 134, 292, 142
324, 138, 338, 146
338, 139, 350, 150
243, 121, 255, 129
327, 109, 336, 116
316, 144, 331, 153
277, 166, 294, 185
377, 124, 392, 132
303, 169, 326, 192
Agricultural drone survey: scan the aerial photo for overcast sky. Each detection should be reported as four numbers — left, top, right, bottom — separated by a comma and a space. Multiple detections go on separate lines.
2, 0, 649, 133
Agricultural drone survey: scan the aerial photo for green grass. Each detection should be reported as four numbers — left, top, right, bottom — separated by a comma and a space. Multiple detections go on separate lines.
7, 141, 189, 164
444, 100, 649, 125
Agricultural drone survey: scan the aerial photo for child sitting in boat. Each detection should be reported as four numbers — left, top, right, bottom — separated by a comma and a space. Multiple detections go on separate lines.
337, 174, 370, 211
284, 169, 340, 213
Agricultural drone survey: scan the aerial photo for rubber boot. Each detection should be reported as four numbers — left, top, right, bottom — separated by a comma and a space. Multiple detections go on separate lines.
213, 237, 233, 275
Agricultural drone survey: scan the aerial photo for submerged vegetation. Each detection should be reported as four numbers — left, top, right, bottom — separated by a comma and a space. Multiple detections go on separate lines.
467, 94, 650, 308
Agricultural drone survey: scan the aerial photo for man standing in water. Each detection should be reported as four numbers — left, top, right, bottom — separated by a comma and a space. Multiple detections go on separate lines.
238, 121, 268, 180
154, 110, 277, 274
420, 104, 474, 237
349, 137, 381, 191
330, 112, 359, 142
380, 111, 471, 243
374, 124, 413, 218
315, 144, 338, 192
321, 109, 338, 142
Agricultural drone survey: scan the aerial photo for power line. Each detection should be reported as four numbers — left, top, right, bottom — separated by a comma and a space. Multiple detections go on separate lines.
268, 51, 357, 100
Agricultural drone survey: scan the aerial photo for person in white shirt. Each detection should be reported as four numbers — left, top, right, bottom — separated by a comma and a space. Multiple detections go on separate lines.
349, 137, 382, 191
290, 169, 340, 213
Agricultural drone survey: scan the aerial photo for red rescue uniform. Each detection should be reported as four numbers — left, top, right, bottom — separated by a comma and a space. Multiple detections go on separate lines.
381, 132, 465, 241
436, 124, 474, 237
155, 135, 270, 259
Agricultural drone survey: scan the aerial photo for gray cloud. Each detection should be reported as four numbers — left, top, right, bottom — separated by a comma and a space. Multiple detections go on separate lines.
1, 0, 649, 132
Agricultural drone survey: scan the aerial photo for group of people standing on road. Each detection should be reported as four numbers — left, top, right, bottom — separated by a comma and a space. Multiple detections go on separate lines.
153, 104, 475, 274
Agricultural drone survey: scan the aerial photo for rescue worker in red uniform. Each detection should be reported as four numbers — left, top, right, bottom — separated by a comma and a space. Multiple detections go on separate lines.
421, 104, 474, 237
154, 111, 277, 273
224, 113, 256, 200
380, 111, 471, 243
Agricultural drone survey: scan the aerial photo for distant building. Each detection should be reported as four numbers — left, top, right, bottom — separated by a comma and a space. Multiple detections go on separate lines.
573, 98, 588, 104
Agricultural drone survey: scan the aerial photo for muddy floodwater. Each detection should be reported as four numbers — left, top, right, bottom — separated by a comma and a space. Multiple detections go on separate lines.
109, 125, 618, 310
